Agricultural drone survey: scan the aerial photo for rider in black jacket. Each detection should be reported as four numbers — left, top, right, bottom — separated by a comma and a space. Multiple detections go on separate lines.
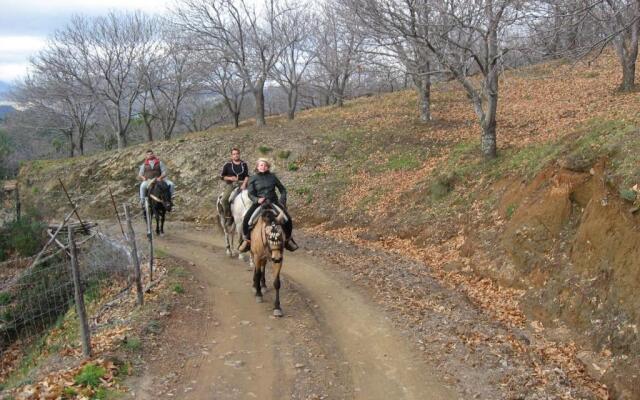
238, 158, 298, 252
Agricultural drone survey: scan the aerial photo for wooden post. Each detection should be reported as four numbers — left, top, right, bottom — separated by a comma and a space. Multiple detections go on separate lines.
58, 179, 89, 234
124, 204, 144, 306
144, 198, 154, 282
69, 227, 91, 357
108, 186, 126, 239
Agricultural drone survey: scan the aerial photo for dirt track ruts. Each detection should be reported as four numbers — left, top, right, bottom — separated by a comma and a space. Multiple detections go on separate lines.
130, 225, 457, 399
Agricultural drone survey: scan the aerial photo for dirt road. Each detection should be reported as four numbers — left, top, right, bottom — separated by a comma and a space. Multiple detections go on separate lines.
130, 226, 457, 399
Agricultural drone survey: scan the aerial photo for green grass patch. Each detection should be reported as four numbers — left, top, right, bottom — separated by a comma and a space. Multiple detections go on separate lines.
506, 203, 518, 219
154, 247, 169, 258
171, 283, 185, 294
258, 145, 272, 154
122, 336, 142, 352
287, 162, 299, 171
384, 153, 421, 171
277, 150, 291, 160
74, 363, 106, 387
0, 291, 12, 306
169, 266, 188, 278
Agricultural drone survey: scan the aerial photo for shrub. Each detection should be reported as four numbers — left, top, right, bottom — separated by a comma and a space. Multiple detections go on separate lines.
122, 336, 142, 351
0, 213, 46, 260
277, 150, 291, 160
287, 162, 299, 171
74, 363, 106, 387
620, 189, 637, 202
429, 173, 456, 201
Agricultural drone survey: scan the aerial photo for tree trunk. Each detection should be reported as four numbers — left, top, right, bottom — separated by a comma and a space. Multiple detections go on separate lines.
620, 60, 637, 91
481, 117, 497, 159
414, 74, 431, 122
145, 123, 154, 142
233, 112, 240, 128
614, 3, 639, 92
78, 133, 85, 156
254, 82, 266, 127
287, 86, 298, 120
481, 73, 499, 159
69, 139, 75, 158
117, 130, 127, 150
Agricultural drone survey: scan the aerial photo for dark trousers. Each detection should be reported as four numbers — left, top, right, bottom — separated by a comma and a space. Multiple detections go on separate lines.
242, 202, 293, 239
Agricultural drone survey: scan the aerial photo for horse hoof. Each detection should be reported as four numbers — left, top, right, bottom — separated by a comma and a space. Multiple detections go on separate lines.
255, 296, 263, 303
273, 309, 283, 317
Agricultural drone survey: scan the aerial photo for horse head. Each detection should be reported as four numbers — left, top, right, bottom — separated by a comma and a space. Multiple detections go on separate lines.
150, 180, 172, 211
262, 204, 284, 261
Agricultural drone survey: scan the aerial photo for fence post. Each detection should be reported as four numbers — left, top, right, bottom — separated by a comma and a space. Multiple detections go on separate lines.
123, 204, 144, 306
68, 227, 91, 357
144, 198, 154, 282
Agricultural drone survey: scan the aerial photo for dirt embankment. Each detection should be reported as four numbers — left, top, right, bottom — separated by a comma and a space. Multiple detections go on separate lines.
495, 160, 640, 398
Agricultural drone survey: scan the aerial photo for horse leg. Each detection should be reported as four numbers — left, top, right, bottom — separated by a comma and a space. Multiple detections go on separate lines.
272, 261, 283, 317
221, 217, 232, 256
160, 210, 165, 235
253, 259, 265, 302
155, 209, 160, 235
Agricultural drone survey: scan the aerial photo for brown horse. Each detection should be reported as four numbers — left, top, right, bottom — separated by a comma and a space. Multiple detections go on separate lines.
250, 204, 286, 317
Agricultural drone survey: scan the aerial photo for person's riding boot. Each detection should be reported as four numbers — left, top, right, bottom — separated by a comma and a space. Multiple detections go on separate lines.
284, 237, 299, 252
238, 239, 251, 253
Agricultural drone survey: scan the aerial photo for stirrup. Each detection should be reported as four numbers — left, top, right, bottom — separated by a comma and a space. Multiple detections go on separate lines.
284, 238, 299, 252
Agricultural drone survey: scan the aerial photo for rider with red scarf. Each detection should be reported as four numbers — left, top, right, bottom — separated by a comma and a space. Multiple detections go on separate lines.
138, 149, 175, 209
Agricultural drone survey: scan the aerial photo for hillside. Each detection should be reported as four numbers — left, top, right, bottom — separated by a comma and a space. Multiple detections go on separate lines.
18, 53, 640, 398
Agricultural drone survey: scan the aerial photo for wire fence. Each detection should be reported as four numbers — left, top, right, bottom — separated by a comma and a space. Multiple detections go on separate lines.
0, 202, 155, 366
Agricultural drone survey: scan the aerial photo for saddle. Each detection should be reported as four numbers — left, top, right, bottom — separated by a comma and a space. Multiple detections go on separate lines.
248, 203, 288, 231
229, 187, 241, 203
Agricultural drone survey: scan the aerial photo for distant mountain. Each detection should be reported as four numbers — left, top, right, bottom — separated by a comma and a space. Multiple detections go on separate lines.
0, 81, 12, 99
0, 105, 15, 120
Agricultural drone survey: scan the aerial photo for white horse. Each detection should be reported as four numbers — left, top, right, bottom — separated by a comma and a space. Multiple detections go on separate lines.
217, 189, 254, 267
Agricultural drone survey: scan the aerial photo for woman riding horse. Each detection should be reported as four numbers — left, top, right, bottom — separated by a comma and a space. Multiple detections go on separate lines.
238, 158, 298, 252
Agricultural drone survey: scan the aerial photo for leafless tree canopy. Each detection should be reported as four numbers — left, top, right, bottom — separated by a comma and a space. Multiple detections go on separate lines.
5, 0, 639, 161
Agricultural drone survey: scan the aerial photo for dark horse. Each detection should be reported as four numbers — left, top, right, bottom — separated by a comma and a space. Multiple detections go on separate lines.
146, 179, 172, 235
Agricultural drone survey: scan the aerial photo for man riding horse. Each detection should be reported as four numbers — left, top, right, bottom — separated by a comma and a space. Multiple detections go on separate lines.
138, 149, 175, 211
238, 158, 298, 253
219, 147, 249, 220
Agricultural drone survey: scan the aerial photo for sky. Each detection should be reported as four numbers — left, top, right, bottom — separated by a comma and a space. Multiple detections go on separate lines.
0, 0, 173, 83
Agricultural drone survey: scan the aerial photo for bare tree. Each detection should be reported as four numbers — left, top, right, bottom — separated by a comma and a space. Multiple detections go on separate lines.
312, 1, 365, 107
141, 25, 200, 140
173, 0, 289, 126
179, 95, 230, 132
37, 12, 158, 150
346, 0, 437, 121
589, 0, 640, 91
10, 73, 96, 157
197, 52, 246, 128
527, 1, 639, 91
271, 1, 316, 120
405, 0, 524, 159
